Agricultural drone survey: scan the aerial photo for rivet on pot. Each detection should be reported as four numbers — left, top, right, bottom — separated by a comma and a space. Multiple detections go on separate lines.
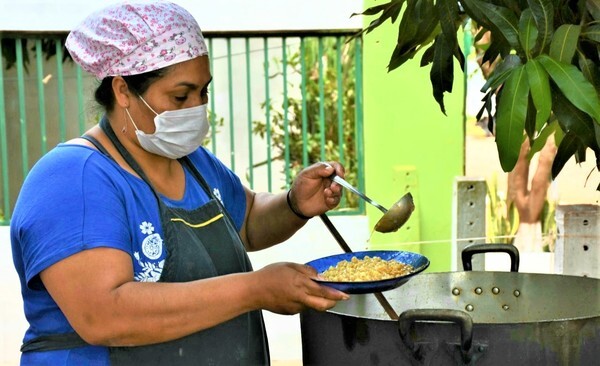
492, 287, 500, 294
502, 305, 509, 311
452, 288, 461, 296
465, 304, 474, 312
474, 287, 483, 295
513, 290, 520, 297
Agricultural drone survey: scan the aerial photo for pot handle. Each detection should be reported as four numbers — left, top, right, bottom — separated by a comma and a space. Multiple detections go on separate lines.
398, 309, 474, 363
462, 243, 520, 272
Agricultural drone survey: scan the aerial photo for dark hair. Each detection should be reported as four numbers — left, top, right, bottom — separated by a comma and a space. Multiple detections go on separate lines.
94, 69, 167, 111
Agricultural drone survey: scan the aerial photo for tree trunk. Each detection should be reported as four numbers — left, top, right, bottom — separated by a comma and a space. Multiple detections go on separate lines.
507, 136, 557, 252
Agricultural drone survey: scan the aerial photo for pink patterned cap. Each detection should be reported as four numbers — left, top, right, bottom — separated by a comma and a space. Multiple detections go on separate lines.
65, 1, 208, 80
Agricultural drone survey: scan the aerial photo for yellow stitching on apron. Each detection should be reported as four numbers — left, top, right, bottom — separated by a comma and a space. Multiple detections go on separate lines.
170, 213, 224, 228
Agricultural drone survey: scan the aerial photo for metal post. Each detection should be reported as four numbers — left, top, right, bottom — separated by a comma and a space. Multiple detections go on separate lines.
452, 178, 486, 271
555, 204, 600, 278
261, 37, 270, 191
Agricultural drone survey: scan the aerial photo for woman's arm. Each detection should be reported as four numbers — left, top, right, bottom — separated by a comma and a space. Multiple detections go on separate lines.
239, 162, 344, 251
40, 247, 348, 346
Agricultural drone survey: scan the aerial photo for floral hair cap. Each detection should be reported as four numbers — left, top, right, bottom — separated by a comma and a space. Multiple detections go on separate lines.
65, 0, 208, 80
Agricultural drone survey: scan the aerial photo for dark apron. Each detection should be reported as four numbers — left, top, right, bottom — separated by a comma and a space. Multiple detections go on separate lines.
21, 116, 270, 365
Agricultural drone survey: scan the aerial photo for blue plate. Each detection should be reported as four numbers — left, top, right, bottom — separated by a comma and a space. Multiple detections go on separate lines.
306, 250, 430, 294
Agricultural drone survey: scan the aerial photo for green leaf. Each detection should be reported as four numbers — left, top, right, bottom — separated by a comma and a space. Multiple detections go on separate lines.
538, 54, 600, 122
549, 24, 581, 63
413, 0, 440, 45
481, 54, 522, 92
353, 0, 406, 36
552, 88, 599, 150
420, 43, 435, 67
461, 0, 520, 50
554, 122, 564, 144
352, 1, 395, 17
499, 0, 521, 13
481, 38, 501, 65
459, 0, 492, 30
525, 59, 552, 132
582, 24, 600, 43
430, 34, 454, 115
528, 119, 559, 158
575, 144, 587, 164
476, 91, 494, 123
552, 132, 581, 178
436, 0, 464, 68
595, 123, 600, 159
525, 96, 537, 140
527, 0, 554, 52
578, 52, 600, 91
452, 42, 465, 71
587, 0, 600, 21
396, 0, 420, 43
519, 9, 539, 56
388, 0, 440, 71
436, 0, 460, 45
496, 65, 530, 172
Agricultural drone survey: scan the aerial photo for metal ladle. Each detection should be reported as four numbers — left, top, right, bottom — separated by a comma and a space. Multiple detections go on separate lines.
316, 172, 416, 320
330, 174, 415, 233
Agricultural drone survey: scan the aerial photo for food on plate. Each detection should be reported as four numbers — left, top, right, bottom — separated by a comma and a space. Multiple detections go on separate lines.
320, 255, 413, 282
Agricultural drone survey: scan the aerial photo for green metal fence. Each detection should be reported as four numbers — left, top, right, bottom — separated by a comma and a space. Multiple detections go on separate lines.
0, 30, 365, 225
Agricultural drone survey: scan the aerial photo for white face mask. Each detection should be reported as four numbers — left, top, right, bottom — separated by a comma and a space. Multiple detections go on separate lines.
125, 96, 210, 159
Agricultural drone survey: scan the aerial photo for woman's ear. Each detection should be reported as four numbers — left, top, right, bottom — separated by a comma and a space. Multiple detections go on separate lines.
112, 76, 131, 109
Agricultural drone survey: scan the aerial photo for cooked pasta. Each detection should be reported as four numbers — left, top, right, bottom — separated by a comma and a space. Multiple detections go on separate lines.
321, 255, 413, 282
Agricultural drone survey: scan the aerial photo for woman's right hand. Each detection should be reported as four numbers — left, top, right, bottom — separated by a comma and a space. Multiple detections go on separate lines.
252, 262, 349, 315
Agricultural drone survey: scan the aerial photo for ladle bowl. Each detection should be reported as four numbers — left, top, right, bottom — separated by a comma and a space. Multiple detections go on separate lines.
330, 174, 415, 233
374, 192, 415, 233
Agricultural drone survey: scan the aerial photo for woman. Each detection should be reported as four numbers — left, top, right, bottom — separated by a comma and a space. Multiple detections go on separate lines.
10, 1, 348, 364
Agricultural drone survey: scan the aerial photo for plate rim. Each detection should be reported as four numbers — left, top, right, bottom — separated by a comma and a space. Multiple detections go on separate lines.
306, 250, 430, 291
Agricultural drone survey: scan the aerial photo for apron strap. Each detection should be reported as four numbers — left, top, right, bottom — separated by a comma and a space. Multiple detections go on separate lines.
99, 116, 152, 183
99, 116, 166, 205
79, 134, 112, 159
100, 115, 219, 206
21, 333, 87, 352
100, 115, 241, 250
179, 157, 215, 201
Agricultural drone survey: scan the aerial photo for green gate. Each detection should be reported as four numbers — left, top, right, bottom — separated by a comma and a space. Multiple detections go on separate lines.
0, 30, 365, 224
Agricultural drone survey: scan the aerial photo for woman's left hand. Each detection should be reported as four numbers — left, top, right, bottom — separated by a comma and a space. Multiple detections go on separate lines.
288, 161, 344, 218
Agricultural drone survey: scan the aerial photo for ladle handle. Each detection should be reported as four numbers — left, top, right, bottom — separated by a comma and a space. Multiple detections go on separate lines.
319, 214, 399, 321
319, 214, 353, 254
330, 175, 388, 214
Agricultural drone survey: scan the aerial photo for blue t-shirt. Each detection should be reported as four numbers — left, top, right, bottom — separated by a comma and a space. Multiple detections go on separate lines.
10, 144, 246, 365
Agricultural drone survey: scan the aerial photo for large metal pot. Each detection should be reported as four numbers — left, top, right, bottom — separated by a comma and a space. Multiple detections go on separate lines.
300, 244, 600, 365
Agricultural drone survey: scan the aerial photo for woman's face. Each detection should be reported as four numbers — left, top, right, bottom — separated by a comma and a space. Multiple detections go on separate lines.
131, 55, 211, 131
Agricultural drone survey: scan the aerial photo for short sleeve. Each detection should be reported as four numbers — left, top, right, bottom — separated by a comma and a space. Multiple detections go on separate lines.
11, 145, 132, 288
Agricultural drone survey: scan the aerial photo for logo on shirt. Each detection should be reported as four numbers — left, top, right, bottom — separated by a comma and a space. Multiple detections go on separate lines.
134, 252, 164, 282
142, 233, 163, 260
134, 221, 165, 282
213, 188, 223, 204
138, 221, 162, 260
